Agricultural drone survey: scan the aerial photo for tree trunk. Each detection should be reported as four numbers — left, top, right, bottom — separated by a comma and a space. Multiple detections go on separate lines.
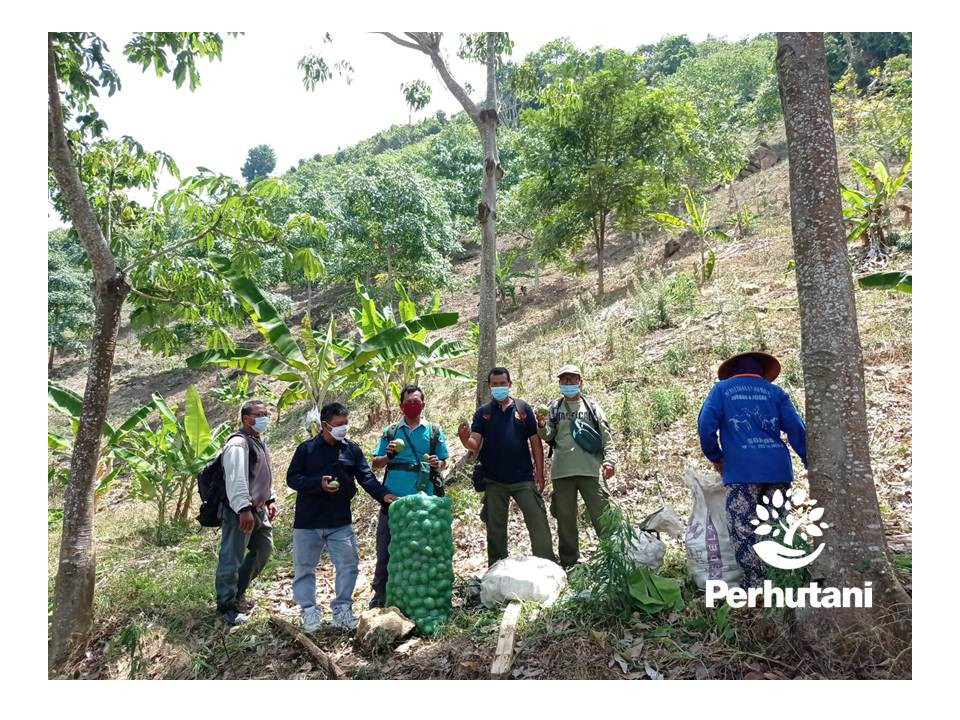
776, 32, 910, 647
385, 243, 396, 297
48, 34, 131, 670
49, 345, 55, 371
50, 276, 128, 668
596, 212, 606, 299
381, 33, 502, 407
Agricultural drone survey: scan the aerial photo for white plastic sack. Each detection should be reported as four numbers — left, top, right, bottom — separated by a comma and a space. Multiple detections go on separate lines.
480, 555, 567, 608
626, 530, 666, 570
640, 504, 685, 538
683, 465, 743, 589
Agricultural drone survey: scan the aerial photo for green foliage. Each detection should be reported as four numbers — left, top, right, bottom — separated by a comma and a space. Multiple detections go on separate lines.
833, 54, 912, 165
667, 37, 781, 182
297, 33, 353, 91
48, 380, 156, 503
725, 205, 758, 239
841, 149, 911, 253
349, 281, 471, 413
824, 32, 912, 86
518, 49, 697, 291
649, 386, 689, 429
627, 566, 684, 615
629, 271, 698, 334
400, 79, 432, 123
113, 387, 229, 542
47, 231, 94, 363
494, 249, 534, 309
638, 34, 697, 84
663, 343, 691, 376
332, 159, 459, 294
857, 270, 912, 294
652, 186, 730, 284
241, 144, 276, 183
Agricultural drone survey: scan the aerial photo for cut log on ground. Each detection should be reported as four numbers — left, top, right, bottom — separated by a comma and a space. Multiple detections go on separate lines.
271, 616, 345, 680
490, 600, 522, 678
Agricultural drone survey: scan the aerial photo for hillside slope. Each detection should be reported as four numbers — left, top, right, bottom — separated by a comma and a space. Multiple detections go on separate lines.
47, 153, 913, 679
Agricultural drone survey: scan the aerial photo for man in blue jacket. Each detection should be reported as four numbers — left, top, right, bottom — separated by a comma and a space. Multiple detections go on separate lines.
697, 352, 807, 588
286, 402, 397, 632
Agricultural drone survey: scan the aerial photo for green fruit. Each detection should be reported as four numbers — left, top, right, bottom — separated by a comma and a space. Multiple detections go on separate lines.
393, 439, 405, 453
329, 480, 340, 489
537, 404, 550, 415
424, 453, 431, 461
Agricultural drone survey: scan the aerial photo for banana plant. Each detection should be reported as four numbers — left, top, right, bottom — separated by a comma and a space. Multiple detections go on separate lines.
113, 386, 230, 542
495, 249, 535, 312
348, 280, 471, 415
47, 380, 155, 507
187, 257, 460, 429
857, 270, 912, 294
651, 186, 730, 285
841, 148, 911, 261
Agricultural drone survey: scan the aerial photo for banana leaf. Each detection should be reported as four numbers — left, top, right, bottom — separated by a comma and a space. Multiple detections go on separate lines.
184, 385, 212, 458
186, 348, 301, 381
627, 567, 684, 614
209, 255, 308, 370
857, 270, 912, 294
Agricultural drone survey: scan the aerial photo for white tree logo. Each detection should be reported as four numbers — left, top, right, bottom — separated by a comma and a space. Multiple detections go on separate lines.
750, 487, 829, 570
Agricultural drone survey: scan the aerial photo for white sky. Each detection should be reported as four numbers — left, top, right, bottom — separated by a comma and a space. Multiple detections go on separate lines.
48, 29, 730, 227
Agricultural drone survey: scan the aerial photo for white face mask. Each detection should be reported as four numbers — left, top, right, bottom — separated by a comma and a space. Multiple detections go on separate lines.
328, 423, 349, 441
253, 416, 270, 433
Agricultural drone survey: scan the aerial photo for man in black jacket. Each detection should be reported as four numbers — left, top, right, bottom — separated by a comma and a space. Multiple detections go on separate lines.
286, 402, 398, 631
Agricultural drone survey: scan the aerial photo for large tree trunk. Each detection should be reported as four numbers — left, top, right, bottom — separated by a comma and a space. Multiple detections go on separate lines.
49, 345, 55, 371
776, 33, 910, 650
381, 33, 502, 407
473, 34, 501, 406
48, 34, 130, 670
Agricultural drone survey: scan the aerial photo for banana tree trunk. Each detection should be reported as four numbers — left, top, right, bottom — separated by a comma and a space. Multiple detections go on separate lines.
776, 32, 910, 647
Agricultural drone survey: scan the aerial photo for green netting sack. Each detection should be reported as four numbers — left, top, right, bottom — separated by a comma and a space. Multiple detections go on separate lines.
385, 493, 454, 634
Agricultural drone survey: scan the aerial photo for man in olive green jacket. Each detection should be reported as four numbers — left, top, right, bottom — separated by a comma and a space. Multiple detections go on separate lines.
535, 364, 618, 569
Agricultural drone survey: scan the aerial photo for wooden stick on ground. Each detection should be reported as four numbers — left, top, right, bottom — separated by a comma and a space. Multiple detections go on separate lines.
490, 601, 522, 679
271, 616, 345, 680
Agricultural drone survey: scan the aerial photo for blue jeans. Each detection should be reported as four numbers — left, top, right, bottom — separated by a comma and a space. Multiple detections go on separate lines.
293, 525, 359, 613
215, 504, 273, 611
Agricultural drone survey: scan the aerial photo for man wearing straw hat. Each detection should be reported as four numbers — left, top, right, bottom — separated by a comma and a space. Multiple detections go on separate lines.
697, 352, 808, 588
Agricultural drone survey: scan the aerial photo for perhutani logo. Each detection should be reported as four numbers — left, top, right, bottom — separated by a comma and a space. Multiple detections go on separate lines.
751, 487, 827, 570
706, 487, 873, 609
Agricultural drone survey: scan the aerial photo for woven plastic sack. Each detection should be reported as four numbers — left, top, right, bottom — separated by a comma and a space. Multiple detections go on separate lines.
385, 493, 454, 634
480, 555, 567, 608
683, 465, 743, 589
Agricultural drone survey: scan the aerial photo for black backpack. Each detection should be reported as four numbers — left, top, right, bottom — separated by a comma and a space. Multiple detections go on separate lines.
196, 432, 258, 528
383, 420, 445, 496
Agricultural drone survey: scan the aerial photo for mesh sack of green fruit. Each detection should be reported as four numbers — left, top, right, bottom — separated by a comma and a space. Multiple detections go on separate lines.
385, 493, 455, 634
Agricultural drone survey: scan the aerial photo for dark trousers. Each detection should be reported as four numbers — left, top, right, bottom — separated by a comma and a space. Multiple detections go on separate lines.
371, 505, 391, 599
215, 504, 273, 611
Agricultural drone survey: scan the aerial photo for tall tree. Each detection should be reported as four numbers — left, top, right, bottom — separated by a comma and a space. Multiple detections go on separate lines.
775, 32, 910, 648
241, 143, 276, 182
47, 33, 326, 669
400, 79, 432, 124
519, 50, 696, 297
380, 32, 510, 405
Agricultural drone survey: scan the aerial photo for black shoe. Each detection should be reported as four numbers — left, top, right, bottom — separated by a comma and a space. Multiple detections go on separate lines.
220, 607, 249, 626
368, 594, 386, 609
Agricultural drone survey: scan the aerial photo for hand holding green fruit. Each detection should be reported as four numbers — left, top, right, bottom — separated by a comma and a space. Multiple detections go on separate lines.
322, 475, 339, 493
392, 438, 405, 454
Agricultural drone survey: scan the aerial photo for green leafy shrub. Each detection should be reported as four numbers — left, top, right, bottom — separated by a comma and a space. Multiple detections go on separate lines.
649, 386, 689, 428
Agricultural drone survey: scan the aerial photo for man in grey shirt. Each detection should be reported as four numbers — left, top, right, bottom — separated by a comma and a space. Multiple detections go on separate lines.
215, 399, 278, 625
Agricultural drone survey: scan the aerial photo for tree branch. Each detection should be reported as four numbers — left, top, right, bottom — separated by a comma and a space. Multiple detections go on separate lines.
121, 214, 222, 273
48, 34, 119, 285
378, 32, 425, 53
381, 31, 482, 123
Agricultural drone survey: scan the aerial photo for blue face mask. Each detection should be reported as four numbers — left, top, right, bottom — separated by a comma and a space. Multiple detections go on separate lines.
490, 386, 510, 401
560, 384, 581, 398
253, 416, 269, 433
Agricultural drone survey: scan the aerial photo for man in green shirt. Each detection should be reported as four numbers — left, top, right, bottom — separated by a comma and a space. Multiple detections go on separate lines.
535, 364, 617, 569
